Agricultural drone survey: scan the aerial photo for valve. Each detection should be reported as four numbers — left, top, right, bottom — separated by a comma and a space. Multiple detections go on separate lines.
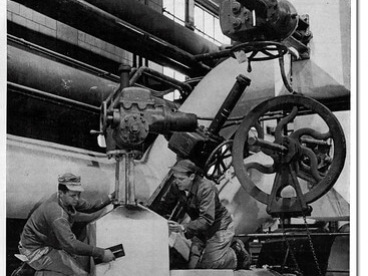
220, 0, 298, 42
94, 64, 199, 206
232, 94, 346, 217
100, 87, 198, 152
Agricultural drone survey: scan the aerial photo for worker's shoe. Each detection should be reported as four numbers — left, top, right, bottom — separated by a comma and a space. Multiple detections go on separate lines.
11, 262, 36, 276
231, 238, 251, 270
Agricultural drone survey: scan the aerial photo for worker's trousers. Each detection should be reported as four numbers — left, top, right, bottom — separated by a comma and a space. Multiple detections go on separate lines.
19, 243, 88, 276
189, 222, 237, 269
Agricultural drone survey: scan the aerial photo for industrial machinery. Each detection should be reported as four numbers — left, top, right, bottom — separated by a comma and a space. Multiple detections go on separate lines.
83, 63, 202, 275
93, 64, 347, 276
168, 74, 253, 182
168, 0, 313, 181
231, 94, 346, 275
149, 1, 348, 275
92, 1, 347, 274
6, 0, 351, 275
94, 63, 198, 203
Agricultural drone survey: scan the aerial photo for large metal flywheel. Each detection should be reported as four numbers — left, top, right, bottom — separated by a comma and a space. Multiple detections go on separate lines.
232, 94, 346, 216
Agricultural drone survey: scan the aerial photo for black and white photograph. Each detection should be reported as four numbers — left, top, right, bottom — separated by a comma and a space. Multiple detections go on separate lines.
2, 0, 358, 275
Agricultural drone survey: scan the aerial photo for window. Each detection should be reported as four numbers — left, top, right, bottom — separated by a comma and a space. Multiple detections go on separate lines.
163, 0, 231, 46
163, 67, 186, 101
161, 1, 232, 101
194, 4, 231, 46
163, 0, 186, 26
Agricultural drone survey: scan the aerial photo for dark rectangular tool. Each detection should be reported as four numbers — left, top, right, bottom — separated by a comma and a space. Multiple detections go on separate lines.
94, 244, 125, 264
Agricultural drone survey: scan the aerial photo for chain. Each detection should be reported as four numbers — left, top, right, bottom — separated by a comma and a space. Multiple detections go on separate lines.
302, 213, 323, 276
280, 218, 303, 275
289, 162, 323, 276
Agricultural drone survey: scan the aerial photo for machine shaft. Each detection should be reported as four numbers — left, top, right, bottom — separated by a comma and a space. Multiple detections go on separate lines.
208, 74, 251, 135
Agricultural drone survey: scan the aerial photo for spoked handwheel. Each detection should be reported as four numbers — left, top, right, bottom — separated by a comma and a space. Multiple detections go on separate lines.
205, 121, 264, 183
231, 41, 289, 72
232, 94, 346, 217
204, 140, 233, 184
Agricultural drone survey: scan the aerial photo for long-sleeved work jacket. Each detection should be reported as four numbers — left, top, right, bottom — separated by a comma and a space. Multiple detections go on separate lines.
20, 193, 111, 260
157, 175, 233, 242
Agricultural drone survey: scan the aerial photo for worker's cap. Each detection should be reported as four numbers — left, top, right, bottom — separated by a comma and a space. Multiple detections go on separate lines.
58, 173, 84, 192
171, 159, 198, 174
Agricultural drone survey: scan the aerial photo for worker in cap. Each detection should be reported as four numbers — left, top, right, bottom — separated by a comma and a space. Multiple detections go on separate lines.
58, 172, 84, 192
16, 173, 116, 275
154, 159, 250, 270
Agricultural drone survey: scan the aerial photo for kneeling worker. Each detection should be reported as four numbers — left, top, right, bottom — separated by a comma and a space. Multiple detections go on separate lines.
158, 159, 250, 270
17, 173, 116, 275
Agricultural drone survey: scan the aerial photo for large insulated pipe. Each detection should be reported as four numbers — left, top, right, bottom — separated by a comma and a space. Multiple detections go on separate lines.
82, 0, 220, 55
7, 42, 183, 151
8, 39, 186, 107
11, 0, 216, 76
7, 43, 119, 106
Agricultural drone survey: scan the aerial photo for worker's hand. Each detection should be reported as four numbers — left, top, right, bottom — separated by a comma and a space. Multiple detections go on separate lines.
102, 249, 116, 263
108, 191, 116, 202
168, 220, 185, 233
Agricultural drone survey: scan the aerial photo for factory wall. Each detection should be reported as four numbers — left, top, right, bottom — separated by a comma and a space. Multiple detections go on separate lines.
6, 0, 164, 73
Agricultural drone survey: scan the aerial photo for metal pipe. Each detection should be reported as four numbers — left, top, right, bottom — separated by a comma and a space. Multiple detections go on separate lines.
279, 56, 295, 93
83, 0, 219, 56
130, 66, 193, 96
8, 34, 121, 83
12, 0, 214, 76
300, 137, 329, 146
248, 136, 288, 153
8, 43, 118, 106
8, 82, 100, 112
109, 64, 132, 108
9, 34, 180, 97
115, 154, 124, 205
126, 152, 136, 205
140, 70, 192, 94
113, 151, 136, 206
8, 43, 180, 107
194, 49, 233, 61
208, 75, 251, 135
119, 64, 131, 90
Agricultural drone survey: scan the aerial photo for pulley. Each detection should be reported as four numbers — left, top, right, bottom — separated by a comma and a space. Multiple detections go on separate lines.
232, 94, 346, 217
